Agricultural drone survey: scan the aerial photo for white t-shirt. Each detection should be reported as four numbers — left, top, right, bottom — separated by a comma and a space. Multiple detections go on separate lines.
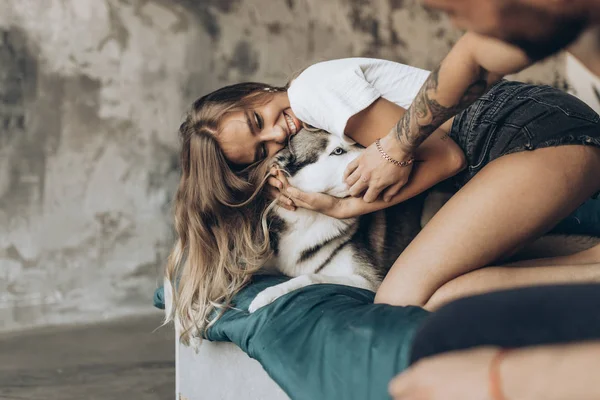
288, 58, 430, 141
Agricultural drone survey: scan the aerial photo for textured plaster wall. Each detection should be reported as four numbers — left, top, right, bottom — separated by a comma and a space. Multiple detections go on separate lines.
0, 0, 565, 332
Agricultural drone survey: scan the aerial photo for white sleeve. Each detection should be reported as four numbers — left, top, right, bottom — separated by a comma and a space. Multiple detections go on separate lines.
287, 60, 382, 139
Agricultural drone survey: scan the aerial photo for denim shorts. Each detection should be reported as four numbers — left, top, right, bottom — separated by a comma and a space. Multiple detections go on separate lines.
449, 80, 600, 188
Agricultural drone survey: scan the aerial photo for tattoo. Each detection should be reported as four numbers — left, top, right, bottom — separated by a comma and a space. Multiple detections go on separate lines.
394, 65, 489, 151
440, 132, 450, 141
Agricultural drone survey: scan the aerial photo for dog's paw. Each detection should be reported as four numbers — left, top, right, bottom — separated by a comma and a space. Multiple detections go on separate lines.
248, 286, 287, 313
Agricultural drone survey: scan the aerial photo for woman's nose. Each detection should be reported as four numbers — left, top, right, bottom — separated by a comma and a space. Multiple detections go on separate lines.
262, 127, 287, 144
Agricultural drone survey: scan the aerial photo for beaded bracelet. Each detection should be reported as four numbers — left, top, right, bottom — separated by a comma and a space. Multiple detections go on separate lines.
375, 139, 414, 167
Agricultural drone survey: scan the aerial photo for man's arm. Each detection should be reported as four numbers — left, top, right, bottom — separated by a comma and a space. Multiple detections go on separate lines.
389, 341, 600, 400
502, 341, 600, 400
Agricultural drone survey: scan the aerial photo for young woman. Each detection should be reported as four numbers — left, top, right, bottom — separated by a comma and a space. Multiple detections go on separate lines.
165, 32, 600, 344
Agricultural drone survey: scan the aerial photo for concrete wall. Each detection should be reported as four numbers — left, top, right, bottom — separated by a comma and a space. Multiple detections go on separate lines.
0, 0, 566, 332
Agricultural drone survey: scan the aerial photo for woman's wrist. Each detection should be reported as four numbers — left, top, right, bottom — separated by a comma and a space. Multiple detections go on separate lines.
381, 133, 415, 161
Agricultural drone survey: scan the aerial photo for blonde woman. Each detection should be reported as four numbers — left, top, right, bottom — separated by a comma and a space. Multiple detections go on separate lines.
166, 32, 600, 344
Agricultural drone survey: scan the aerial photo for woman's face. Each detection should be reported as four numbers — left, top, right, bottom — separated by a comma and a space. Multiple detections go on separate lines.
218, 92, 302, 166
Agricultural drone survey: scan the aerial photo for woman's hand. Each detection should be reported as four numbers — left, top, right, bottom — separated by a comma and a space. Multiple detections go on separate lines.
284, 187, 347, 218
285, 185, 400, 219
268, 168, 366, 217
344, 134, 415, 203
267, 167, 296, 211
389, 347, 500, 400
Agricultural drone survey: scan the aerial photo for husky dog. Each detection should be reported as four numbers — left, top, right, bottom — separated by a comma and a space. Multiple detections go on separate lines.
248, 129, 426, 312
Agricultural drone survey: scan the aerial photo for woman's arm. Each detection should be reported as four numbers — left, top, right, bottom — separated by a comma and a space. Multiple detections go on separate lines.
425, 263, 600, 311
391, 31, 533, 153
344, 96, 456, 148
344, 31, 534, 202
344, 32, 534, 150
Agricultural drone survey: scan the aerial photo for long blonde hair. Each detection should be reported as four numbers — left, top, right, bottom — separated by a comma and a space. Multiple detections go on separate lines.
164, 82, 286, 345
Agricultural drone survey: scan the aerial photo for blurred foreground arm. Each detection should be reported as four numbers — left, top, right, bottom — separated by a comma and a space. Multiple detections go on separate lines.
390, 341, 600, 400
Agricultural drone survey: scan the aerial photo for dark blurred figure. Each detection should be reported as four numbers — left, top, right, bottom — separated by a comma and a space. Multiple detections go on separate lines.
423, 0, 600, 76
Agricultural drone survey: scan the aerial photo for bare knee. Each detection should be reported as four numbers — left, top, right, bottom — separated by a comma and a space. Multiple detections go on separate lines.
374, 271, 439, 308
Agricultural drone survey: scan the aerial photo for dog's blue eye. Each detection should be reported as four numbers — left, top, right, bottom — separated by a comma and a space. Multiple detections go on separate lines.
330, 147, 346, 156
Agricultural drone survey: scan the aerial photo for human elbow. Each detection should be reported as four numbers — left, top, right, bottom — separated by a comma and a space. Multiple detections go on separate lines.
449, 146, 467, 174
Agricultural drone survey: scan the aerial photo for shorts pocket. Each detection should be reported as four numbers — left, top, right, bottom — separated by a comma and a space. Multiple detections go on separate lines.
468, 123, 498, 171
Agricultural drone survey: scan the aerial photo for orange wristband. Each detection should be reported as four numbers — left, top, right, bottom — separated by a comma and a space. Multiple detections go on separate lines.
489, 348, 512, 400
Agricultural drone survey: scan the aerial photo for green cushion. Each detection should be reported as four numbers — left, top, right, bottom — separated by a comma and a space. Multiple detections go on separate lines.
204, 275, 429, 400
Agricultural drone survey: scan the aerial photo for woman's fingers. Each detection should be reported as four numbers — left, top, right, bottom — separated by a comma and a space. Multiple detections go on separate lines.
287, 187, 331, 211
268, 177, 283, 190
268, 167, 296, 210
286, 187, 342, 218
286, 187, 314, 210
269, 168, 291, 189
382, 181, 405, 202
276, 169, 290, 187
345, 168, 362, 188
348, 173, 370, 198
267, 186, 294, 210
363, 183, 385, 203
344, 157, 360, 181
277, 193, 296, 211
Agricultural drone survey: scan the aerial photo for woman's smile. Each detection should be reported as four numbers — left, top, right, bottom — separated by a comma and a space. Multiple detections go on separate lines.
284, 110, 301, 135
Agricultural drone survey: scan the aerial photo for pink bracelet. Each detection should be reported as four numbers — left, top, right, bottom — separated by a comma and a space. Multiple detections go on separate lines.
375, 139, 414, 167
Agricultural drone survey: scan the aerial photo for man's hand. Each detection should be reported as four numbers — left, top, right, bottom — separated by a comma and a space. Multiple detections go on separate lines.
343, 134, 415, 203
389, 347, 500, 400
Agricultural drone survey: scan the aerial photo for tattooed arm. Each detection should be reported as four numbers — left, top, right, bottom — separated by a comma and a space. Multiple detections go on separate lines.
394, 32, 533, 152
344, 32, 533, 203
